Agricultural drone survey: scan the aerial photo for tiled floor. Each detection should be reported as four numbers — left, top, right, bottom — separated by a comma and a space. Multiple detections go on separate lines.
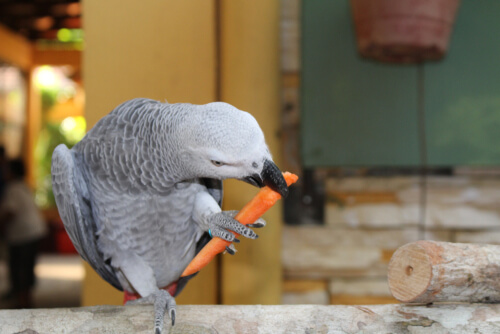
0, 254, 83, 309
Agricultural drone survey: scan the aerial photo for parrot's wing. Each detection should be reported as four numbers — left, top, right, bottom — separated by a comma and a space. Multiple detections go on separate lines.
173, 177, 222, 296
51, 144, 122, 290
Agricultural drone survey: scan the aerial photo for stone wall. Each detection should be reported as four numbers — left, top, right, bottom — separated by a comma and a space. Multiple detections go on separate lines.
279, 0, 500, 306
282, 175, 500, 305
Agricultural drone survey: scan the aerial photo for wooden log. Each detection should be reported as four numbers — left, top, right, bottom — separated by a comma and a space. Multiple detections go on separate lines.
388, 240, 500, 303
2, 304, 500, 333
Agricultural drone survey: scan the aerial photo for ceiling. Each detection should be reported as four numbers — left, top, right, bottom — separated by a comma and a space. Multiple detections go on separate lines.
0, 0, 81, 41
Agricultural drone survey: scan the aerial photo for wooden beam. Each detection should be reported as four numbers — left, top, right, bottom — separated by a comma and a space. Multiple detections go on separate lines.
3, 304, 500, 333
0, 23, 32, 71
24, 69, 40, 190
32, 49, 81, 69
330, 295, 399, 305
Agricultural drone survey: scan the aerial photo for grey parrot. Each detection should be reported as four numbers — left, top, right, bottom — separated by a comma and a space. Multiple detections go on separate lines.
51, 98, 288, 334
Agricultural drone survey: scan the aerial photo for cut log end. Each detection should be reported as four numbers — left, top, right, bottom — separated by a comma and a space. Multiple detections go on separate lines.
388, 242, 433, 303
388, 241, 500, 304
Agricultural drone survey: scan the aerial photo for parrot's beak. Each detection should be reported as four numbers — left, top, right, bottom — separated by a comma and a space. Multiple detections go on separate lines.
242, 160, 289, 198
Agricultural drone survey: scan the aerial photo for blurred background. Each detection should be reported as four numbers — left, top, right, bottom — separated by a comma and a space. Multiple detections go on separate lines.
0, 0, 499, 310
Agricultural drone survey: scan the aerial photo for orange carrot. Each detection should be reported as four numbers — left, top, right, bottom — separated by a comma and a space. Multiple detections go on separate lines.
181, 171, 299, 277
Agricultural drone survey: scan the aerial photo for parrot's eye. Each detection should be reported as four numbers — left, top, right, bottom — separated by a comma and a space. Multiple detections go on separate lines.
211, 160, 224, 167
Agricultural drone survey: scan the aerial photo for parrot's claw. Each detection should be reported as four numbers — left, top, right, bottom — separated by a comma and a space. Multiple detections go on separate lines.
170, 308, 176, 326
206, 211, 260, 242
247, 220, 266, 228
128, 289, 176, 334
225, 245, 236, 255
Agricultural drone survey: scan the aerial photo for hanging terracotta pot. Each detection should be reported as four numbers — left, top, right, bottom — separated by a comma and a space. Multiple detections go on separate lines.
350, 0, 460, 63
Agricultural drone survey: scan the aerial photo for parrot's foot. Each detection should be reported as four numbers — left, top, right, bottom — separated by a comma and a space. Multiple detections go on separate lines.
206, 210, 266, 242
126, 289, 176, 333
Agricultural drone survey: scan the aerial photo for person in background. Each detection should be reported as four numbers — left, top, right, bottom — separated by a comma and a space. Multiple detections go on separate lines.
0, 159, 47, 308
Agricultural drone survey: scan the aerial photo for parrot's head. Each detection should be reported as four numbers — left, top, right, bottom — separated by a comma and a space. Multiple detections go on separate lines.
179, 102, 288, 198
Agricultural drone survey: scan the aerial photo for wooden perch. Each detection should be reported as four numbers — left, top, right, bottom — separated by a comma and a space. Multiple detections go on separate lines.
2, 304, 500, 333
388, 240, 500, 303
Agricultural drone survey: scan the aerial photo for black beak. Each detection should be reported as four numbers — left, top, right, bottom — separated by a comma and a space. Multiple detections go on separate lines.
243, 160, 288, 198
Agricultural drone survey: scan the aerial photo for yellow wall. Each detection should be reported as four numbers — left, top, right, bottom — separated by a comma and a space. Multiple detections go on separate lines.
82, 0, 281, 306
219, 0, 283, 305
83, 0, 217, 129
82, 0, 218, 306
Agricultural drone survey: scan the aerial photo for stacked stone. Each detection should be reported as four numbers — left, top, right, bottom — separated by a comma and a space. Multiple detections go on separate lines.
282, 175, 500, 304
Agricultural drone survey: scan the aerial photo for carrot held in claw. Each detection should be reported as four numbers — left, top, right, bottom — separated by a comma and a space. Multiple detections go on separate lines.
181, 171, 299, 277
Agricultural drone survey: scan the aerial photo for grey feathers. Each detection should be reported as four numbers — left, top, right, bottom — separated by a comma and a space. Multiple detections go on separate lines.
51, 97, 272, 298
51, 145, 122, 290
51, 98, 282, 333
